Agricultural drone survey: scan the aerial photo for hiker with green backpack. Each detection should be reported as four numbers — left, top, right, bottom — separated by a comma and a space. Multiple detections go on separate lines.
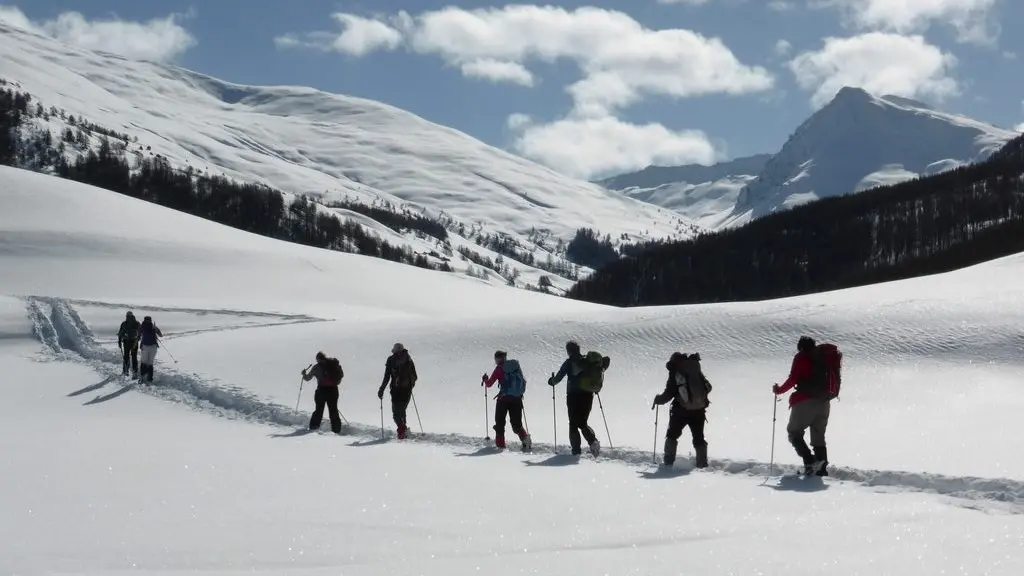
652, 351, 712, 468
548, 340, 609, 457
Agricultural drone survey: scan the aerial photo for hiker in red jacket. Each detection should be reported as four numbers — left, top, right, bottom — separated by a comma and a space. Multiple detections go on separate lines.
773, 336, 831, 476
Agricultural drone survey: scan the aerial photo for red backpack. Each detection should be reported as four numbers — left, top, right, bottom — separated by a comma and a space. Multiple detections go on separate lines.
814, 343, 843, 400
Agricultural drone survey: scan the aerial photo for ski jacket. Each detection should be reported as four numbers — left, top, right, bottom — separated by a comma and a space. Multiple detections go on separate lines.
550, 352, 586, 394
776, 351, 813, 407
118, 318, 140, 346
381, 351, 417, 391
483, 365, 504, 389
139, 321, 162, 347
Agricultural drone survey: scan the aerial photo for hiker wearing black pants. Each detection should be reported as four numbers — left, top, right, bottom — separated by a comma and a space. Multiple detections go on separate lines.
652, 352, 712, 468
548, 340, 600, 457
378, 343, 417, 440
117, 311, 140, 378
303, 351, 344, 434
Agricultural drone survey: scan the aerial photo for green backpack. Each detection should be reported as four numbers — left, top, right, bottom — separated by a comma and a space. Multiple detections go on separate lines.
577, 351, 610, 393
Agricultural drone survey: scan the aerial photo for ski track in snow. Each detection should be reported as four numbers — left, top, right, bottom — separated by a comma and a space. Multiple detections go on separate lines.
22, 296, 1024, 514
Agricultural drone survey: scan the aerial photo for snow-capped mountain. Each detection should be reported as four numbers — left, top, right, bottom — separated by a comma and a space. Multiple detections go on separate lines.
727, 87, 1018, 226
0, 22, 697, 291
602, 87, 1017, 230
597, 155, 770, 229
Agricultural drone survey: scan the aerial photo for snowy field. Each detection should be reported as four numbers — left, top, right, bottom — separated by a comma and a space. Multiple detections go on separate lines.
2, 165, 1024, 575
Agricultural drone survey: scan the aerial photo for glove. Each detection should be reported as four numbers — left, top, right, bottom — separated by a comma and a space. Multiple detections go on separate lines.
377, 386, 385, 400
301, 369, 307, 378
772, 384, 781, 395
547, 374, 556, 386
481, 373, 487, 385
651, 399, 657, 410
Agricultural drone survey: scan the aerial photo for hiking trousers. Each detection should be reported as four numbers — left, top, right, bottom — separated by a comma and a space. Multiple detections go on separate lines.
121, 339, 138, 374
310, 386, 342, 434
666, 406, 707, 449
566, 391, 598, 452
390, 387, 413, 428
494, 395, 526, 437
787, 397, 831, 461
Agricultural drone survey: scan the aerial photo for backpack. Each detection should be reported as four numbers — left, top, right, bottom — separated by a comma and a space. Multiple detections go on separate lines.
800, 343, 842, 400
673, 353, 712, 410
500, 359, 526, 397
323, 357, 343, 386
577, 351, 609, 393
391, 354, 415, 389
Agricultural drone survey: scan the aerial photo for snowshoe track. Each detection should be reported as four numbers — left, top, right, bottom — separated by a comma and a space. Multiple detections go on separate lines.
24, 297, 1024, 513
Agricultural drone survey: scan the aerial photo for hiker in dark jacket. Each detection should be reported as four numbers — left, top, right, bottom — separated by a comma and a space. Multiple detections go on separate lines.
774, 336, 830, 476
652, 352, 712, 468
137, 316, 162, 383
117, 311, 141, 378
302, 351, 344, 434
548, 340, 600, 457
378, 343, 417, 439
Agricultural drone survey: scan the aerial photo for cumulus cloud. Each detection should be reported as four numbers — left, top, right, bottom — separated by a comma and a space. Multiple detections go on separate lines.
278, 5, 772, 178
788, 32, 959, 108
815, 0, 1000, 45
0, 5, 196, 62
274, 13, 401, 56
775, 39, 793, 56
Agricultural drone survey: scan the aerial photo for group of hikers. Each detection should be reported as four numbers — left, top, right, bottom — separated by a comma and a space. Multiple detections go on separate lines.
295, 335, 843, 477
114, 309, 841, 476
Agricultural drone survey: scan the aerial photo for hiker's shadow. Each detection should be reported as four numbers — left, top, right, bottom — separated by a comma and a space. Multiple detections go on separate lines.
769, 475, 829, 493
269, 428, 316, 438
638, 465, 693, 480
524, 453, 579, 467
349, 438, 389, 447
84, 384, 133, 405
69, 376, 116, 397
455, 446, 503, 457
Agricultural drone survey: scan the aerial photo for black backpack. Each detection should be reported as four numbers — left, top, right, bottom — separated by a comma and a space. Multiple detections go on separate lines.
324, 357, 343, 385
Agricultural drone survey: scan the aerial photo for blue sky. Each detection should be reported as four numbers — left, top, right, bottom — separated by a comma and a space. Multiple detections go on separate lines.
2, 0, 1022, 180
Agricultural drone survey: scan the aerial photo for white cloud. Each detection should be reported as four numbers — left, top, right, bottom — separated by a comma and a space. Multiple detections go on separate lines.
815, 0, 1000, 45
775, 39, 793, 56
769, 1, 797, 10
506, 113, 533, 130
788, 32, 959, 108
460, 59, 534, 86
508, 115, 720, 180
274, 13, 401, 56
279, 5, 772, 178
0, 5, 196, 62
1015, 123, 1024, 133
656, 0, 712, 4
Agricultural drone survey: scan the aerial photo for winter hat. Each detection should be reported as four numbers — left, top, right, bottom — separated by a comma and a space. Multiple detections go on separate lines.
797, 336, 816, 352
565, 340, 580, 355
316, 351, 326, 362
126, 311, 134, 319
392, 342, 405, 354
494, 350, 507, 360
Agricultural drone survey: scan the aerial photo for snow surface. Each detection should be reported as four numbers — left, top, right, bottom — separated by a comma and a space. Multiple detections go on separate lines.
3, 169, 1024, 574
602, 87, 1017, 230
0, 22, 697, 290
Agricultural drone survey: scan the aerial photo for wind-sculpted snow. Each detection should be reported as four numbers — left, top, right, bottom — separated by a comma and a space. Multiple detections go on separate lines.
26, 296, 1024, 513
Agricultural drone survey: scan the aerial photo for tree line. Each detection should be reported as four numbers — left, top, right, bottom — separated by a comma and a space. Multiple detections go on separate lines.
568, 132, 1024, 306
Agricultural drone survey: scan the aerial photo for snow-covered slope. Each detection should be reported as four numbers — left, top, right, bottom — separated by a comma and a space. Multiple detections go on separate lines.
726, 87, 1018, 226
598, 155, 769, 229
3, 167, 1024, 573
0, 22, 696, 290
600, 88, 1016, 230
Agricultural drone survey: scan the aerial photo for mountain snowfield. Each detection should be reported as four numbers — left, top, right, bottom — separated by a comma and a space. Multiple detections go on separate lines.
3, 165, 1024, 574
603, 88, 1018, 230
0, 23, 696, 292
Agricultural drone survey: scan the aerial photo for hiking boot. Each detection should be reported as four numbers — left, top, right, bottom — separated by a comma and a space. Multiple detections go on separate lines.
571, 446, 582, 456
694, 444, 708, 469
663, 438, 678, 466
589, 439, 601, 457
397, 425, 408, 440
813, 446, 829, 476
520, 433, 532, 452
495, 434, 506, 449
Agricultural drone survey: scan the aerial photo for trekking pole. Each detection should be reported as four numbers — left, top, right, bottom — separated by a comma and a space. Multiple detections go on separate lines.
766, 394, 780, 482
295, 364, 311, 413
483, 383, 490, 440
653, 404, 660, 463
596, 392, 613, 449
412, 392, 423, 433
379, 397, 385, 439
551, 373, 557, 452
523, 403, 530, 434
157, 337, 178, 363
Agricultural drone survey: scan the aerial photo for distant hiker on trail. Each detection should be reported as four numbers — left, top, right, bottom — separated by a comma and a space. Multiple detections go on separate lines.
548, 340, 604, 457
378, 343, 417, 440
652, 352, 712, 468
302, 351, 344, 434
773, 336, 842, 477
117, 311, 140, 378
482, 350, 532, 452
137, 315, 162, 383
